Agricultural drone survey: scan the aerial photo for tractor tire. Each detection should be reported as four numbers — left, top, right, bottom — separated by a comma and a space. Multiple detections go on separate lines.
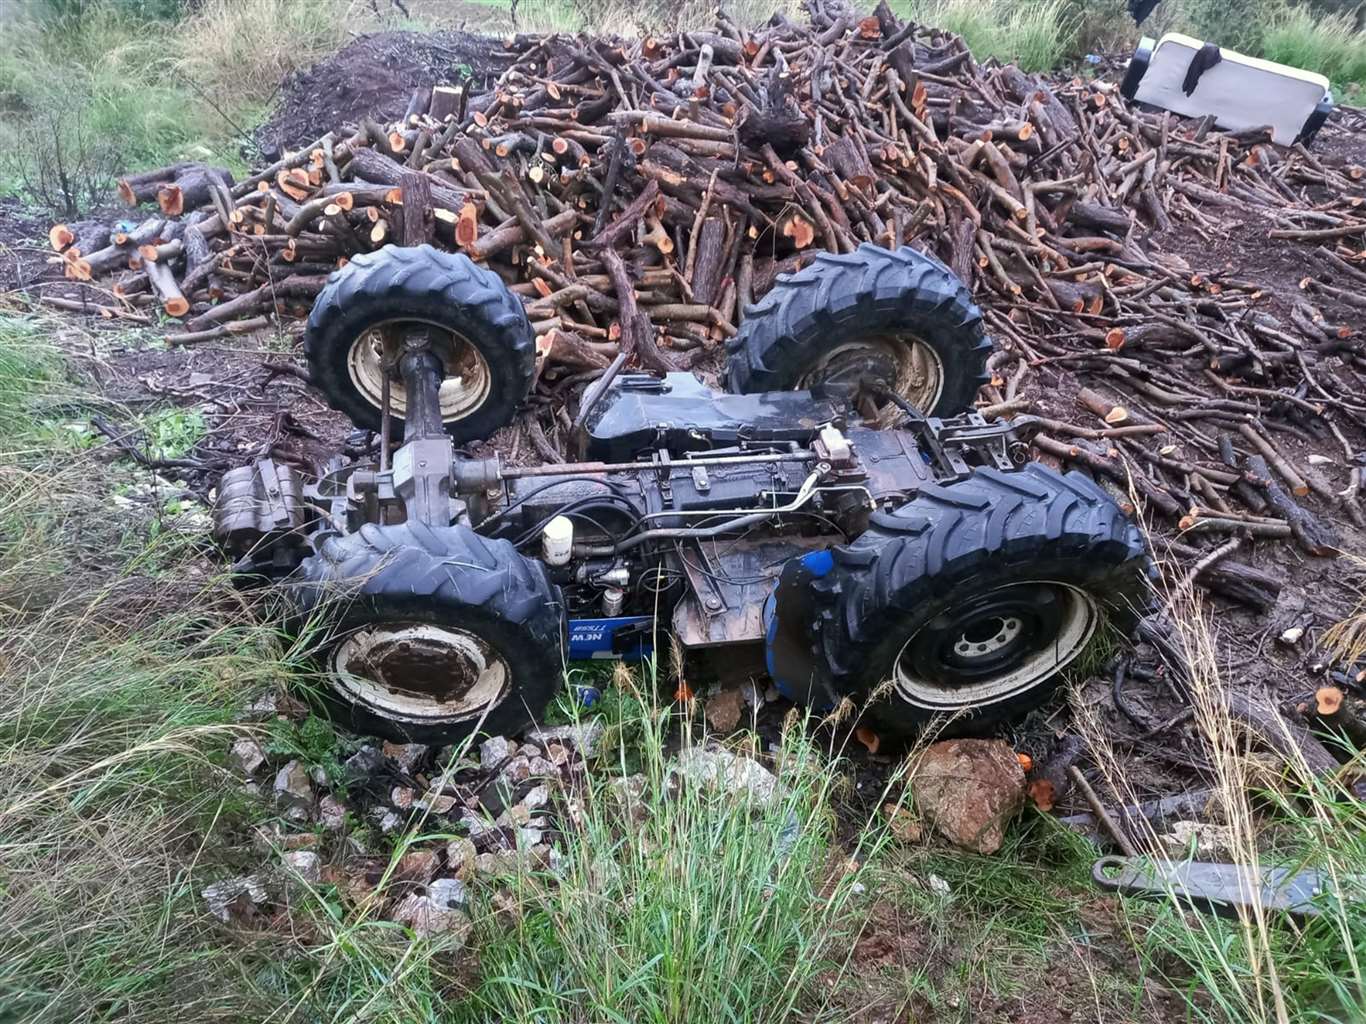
808, 464, 1152, 736
290, 521, 566, 745
725, 244, 991, 418
305, 244, 535, 444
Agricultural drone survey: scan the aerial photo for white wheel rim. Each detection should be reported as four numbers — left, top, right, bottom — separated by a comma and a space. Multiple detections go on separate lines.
331, 622, 510, 723
345, 319, 492, 424
796, 334, 945, 416
893, 583, 1100, 711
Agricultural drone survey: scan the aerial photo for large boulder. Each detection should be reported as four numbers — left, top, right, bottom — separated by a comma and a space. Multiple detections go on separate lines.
909, 739, 1026, 854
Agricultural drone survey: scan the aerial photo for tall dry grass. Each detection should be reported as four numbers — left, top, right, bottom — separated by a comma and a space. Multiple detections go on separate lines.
174, 0, 363, 108
0, 313, 297, 1020
1074, 558, 1366, 1024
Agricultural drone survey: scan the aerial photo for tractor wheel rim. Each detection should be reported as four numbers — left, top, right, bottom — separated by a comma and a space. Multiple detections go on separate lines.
346, 318, 492, 424
795, 334, 944, 418
331, 622, 511, 723
893, 582, 1100, 711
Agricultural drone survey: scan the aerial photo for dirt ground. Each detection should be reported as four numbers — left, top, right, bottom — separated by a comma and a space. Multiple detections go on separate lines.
254, 30, 513, 159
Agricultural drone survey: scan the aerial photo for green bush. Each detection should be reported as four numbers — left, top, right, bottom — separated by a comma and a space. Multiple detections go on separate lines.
894, 0, 1079, 71
1171, 0, 1286, 53
1262, 4, 1366, 90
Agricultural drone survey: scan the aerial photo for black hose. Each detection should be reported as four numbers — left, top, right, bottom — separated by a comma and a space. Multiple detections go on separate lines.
478, 475, 633, 532
512, 496, 645, 548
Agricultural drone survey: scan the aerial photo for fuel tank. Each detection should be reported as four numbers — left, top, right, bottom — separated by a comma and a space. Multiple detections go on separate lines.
580, 372, 848, 461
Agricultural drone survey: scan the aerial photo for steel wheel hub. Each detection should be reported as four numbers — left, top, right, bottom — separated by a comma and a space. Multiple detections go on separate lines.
796, 333, 944, 419
894, 582, 1100, 711
347, 318, 491, 424
331, 622, 510, 723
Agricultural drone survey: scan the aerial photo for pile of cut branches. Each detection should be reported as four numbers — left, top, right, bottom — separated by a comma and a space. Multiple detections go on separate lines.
44, 0, 1366, 593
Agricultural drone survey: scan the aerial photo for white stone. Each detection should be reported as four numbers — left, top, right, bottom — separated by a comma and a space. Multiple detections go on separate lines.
318, 795, 347, 829
1161, 819, 1235, 858
673, 745, 779, 806
526, 721, 605, 758
520, 784, 551, 811
283, 850, 321, 884
230, 736, 266, 775
202, 874, 270, 923
480, 735, 515, 768
445, 837, 477, 873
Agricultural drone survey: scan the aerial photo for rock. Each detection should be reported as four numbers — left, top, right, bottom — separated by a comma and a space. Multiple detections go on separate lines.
883, 803, 923, 843
607, 774, 649, 823
319, 795, 348, 830
373, 809, 403, 833
705, 688, 744, 732
230, 736, 266, 775
673, 745, 779, 806
496, 803, 532, 828
415, 792, 457, 815
520, 742, 543, 758
500, 755, 532, 785
391, 880, 472, 940
202, 874, 270, 923
518, 825, 544, 847
526, 721, 604, 758
480, 735, 515, 769
928, 873, 951, 897
520, 784, 551, 811
526, 756, 560, 779
344, 745, 386, 784
544, 741, 572, 767
382, 741, 427, 774
428, 876, 468, 908
241, 693, 279, 721
459, 811, 495, 840
908, 739, 1026, 855
395, 849, 439, 884
273, 760, 314, 820
1160, 819, 1235, 858
390, 785, 416, 810
282, 850, 321, 884
445, 837, 477, 878
475, 849, 526, 875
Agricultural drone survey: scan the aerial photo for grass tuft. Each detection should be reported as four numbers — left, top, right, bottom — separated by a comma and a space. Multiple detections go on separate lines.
894, 0, 1079, 72
1261, 5, 1366, 95
0, 313, 296, 1020
456, 669, 892, 1022
1075, 572, 1366, 1024
175, 0, 361, 109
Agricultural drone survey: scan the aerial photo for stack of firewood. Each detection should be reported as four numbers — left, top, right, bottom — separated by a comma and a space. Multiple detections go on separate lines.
46, 0, 1366, 584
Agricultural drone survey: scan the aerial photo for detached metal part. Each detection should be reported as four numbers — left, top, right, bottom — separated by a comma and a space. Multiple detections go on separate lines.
213, 458, 308, 570
1093, 855, 1365, 924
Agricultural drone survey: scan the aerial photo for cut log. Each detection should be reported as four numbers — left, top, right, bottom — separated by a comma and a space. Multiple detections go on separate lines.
144, 260, 190, 318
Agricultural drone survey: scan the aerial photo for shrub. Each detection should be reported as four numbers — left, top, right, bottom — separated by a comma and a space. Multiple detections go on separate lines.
174, 0, 358, 108
895, 0, 1079, 71
1, 94, 120, 219
1173, 0, 1287, 53
1262, 4, 1366, 90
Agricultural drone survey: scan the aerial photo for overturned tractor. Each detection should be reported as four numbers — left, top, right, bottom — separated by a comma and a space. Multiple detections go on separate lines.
215, 243, 1151, 743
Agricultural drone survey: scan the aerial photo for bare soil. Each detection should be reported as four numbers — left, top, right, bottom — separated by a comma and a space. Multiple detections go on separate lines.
254, 30, 510, 159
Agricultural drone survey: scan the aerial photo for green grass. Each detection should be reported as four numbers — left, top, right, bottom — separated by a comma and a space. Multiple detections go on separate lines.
0, 0, 355, 215
893, 0, 1079, 72
0, 313, 295, 1020
1262, 5, 1366, 96
459, 679, 890, 1023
